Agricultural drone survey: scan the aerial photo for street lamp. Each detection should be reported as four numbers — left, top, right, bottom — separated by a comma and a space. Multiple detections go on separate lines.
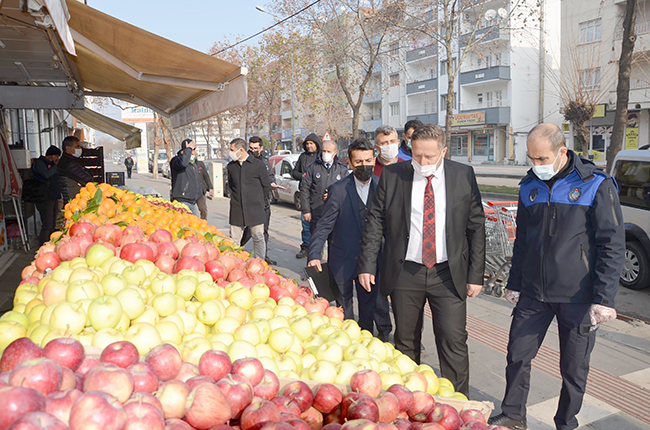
256, 6, 297, 153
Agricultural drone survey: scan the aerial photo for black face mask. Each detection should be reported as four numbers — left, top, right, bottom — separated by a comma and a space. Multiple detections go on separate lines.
353, 165, 374, 182
250, 149, 262, 158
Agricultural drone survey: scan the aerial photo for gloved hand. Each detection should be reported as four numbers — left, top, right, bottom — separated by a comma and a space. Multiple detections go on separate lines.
504, 289, 520, 305
589, 304, 617, 325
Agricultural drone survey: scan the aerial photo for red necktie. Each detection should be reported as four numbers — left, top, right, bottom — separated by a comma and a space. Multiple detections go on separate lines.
422, 175, 436, 269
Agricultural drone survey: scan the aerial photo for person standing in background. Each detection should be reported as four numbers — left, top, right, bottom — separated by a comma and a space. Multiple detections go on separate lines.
124, 153, 134, 179
196, 158, 213, 220
374, 125, 409, 178
398, 119, 423, 160
58, 136, 93, 203
291, 133, 321, 258
31, 146, 62, 245
170, 138, 202, 216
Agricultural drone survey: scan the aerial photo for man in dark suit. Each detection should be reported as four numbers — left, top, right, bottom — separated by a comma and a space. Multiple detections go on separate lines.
358, 124, 485, 396
307, 138, 381, 333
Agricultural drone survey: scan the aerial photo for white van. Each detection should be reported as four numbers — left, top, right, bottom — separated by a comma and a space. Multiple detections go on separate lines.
611, 148, 650, 290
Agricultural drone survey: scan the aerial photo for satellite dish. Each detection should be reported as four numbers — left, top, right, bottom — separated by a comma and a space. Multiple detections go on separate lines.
498, 8, 508, 18
485, 9, 497, 21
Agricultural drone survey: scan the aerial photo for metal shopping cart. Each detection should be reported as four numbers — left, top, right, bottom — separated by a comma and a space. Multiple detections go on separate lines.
483, 201, 518, 297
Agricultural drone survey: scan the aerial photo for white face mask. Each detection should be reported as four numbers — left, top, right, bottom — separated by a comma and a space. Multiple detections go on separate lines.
412, 151, 444, 177
229, 149, 240, 161
532, 149, 562, 181
322, 152, 335, 163
73, 148, 83, 158
379, 143, 399, 161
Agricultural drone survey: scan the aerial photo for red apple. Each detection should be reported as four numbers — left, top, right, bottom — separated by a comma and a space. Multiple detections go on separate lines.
270, 286, 291, 302
205, 243, 219, 261
281, 413, 299, 422
155, 255, 176, 274
173, 256, 205, 273
241, 400, 281, 430
387, 385, 413, 413
340, 393, 372, 419
407, 392, 435, 422
101, 341, 139, 369
123, 400, 165, 430
254, 369, 280, 401
83, 363, 134, 403
460, 422, 489, 430
460, 410, 486, 425
271, 396, 302, 418
262, 272, 280, 288
145, 344, 181, 381
158, 242, 179, 259
121, 243, 155, 263
125, 392, 164, 411
322, 425, 342, 430
143, 242, 160, 260
346, 398, 379, 422
0, 338, 43, 373
245, 259, 265, 275
299, 406, 323, 430
121, 234, 143, 247
341, 420, 378, 430
287, 419, 311, 430
218, 254, 238, 273
426, 404, 462, 430
35, 252, 60, 272
127, 362, 159, 393
205, 260, 227, 281
74, 355, 100, 377
375, 391, 399, 423
69, 390, 128, 430
180, 243, 209, 263
232, 357, 265, 387
56, 241, 82, 261
94, 224, 123, 247
324, 406, 343, 425
184, 383, 231, 429
324, 307, 344, 320
198, 350, 231, 381
123, 226, 144, 237
150, 229, 173, 244
9, 358, 62, 396
350, 370, 382, 398
164, 418, 194, 430
260, 423, 294, 430
228, 269, 247, 282
217, 374, 254, 419
312, 383, 343, 414
0, 386, 45, 429
60, 367, 77, 390
485, 426, 508, 430
175, 362, 200, 382
156, 379, 190, 419
393, 419, 410, 430
408, 424, 445, 430
69, 222, 96, 237
70, 233, 93, 255
43, 338, 84, 371
282, 381, 313, 413
45, 388, 82, 424
186, 375, 215, 390
5, 411, 67, 430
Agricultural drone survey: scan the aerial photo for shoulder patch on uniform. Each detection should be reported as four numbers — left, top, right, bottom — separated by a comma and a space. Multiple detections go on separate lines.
568, 187, 582, 202
336, 175, 341, 180
529, 188, 538, 202
316, 172, 321, 179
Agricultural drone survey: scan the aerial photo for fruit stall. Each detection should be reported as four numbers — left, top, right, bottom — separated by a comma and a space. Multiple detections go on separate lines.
0, 183, 499, 430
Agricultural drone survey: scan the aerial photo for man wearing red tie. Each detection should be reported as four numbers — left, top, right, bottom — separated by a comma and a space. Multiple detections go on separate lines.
358, 124, 485, 396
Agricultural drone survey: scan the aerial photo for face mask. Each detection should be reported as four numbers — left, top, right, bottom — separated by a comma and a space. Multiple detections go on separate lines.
406, 139, 412, 149
229, 150, 240, 161
190, 155, 196, 163
73, 148, 83, 158
532, 150, 562, 181
353, 165, 374, 182
322, 152, 334, 163
251, 150, 262, 158
379, 143, 399, 161
412, 152, 444, 177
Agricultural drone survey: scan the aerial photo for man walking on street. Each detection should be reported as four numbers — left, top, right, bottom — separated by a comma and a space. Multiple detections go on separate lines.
227, 138, 272, 261
196, 158, 213, 220
170, 138, 202, 217
241, 136, 277, 265
300, 139, 349, 251
398, 119, 422, 160
124, 153, 135, 179
488, 124, 625, 430
292, 133, 321, 258
374, 125, 409, 178
358, 124, 485, 397
58, 136, 93, 203
31, 146, 62, 245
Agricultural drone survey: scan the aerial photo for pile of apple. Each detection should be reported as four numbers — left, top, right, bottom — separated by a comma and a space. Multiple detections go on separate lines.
0, 337, 503, 430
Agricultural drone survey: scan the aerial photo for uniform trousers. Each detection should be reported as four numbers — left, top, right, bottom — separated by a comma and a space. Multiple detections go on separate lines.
501, 295, 596, 430
391, 260, 470, 396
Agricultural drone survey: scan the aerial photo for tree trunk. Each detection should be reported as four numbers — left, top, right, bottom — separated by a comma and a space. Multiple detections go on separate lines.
216, 116, 225, 158
351, 106, 361, 140
607, 0, 637, 171
445, 58, 455, 158
575, 121, 590, 154
152, 142, 159, 179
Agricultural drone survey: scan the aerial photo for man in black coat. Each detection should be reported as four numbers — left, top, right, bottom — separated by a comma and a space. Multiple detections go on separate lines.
58, 136, 93, 203
32, 146, 62, 245
124, 154, 135, 179
358, 124, 485, 397
227, 138, 272, 261
292, 133, 321, 258
170, 139, 202, 216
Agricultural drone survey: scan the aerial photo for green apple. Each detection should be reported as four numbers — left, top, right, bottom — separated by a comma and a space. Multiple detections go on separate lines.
248, 318, 271, 343
150, 273, 177, 294
366, 338, 388, 361
279, 370, 300, 379
49, 302, 86, 334
251, 284, 270, 300
175, 309, 198, 334
161, 314, 185, 334
278, 297, 295, 307
210, 341, 228, 352
122, 265, 147, 285
88, 296, 123, 330
267, 327, 295, 354
69, 257, 88, 267
28, 324, 50, 346
175, 277, 197, 300
228, 288, 254, 311
85, 244, 115, 267
27, 304, 46, 326
0, 310, 29, 329
227, 339, 258, 361
250, 305, 274, 320
0, 320, 27, 350
13, 289, 38, 307
304, 345, 319, 356
344, 342, 370, 361
109, 259, 131, 275
225, 281, 244, 297
350, 358, 373, 371
234, 323, 261, 345
316, 324, 338, 340
195, 281, 221, 302
115, 287, 146, 319
100, 273, 127, 296
290, 317, 313, 341
193, 321, 208, 336
335, 361, 359, 385
176, 269, 198, 280
92, 327, 124, 349
327, 330, 352, 348
301, 353, 317, 370
196, 272, 213, 283
135, 260, 158, 278
131, 305, 159, 326
197, 300, 222, 326
156, 320, 183, 345
393, 353, 417, 375
183, 333, 204, 342
276, 353, 298, 373
283, 351, 303, 373
151, 292, 177, 317
341, 320, 362, 341
51, 266, 74, 283
78, 328, 95, 347
420, 370, 440, 395
255, 343, 275, 358
115, 311, 130, 331
292, 305, 308, 318
258, 356, 279, 375
210, 332, 234, 346
68, 267, 98, 283
185, 300, 199, 314
66, 280, 102, 303
101, 256, 120, 273
302, 334, 324, 349
180, 337, 212, 365
268, 316, 290, 331
378, 362, 393, 373
125, 322, 162, 355
288, 335, 304, 355
273, 304, 293, 318
379, 368, 404, 389
214, 316, 240, 335
308, 360, 337, 383
329, 318, 343, 329
39, 303, 58, 325
316, 341, 344, 362
40, 329, 79, 347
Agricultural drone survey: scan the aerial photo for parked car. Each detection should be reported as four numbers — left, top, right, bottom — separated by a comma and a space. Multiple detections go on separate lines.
612, 148, 650, 290
161, 161, 171, 179
269, 154, 301, 210
149, 151, 168, 173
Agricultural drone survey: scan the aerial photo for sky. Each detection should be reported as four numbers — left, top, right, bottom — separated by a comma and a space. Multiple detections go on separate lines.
86, 0, 277, 54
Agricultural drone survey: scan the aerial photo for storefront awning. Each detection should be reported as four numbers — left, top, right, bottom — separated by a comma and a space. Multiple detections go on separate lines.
69, 108, 142, 150
64, 0, 247, 127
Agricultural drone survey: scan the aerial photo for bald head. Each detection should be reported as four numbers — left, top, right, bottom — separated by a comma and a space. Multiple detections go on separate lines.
528, 123, 566, 152
527, 123, 569, 169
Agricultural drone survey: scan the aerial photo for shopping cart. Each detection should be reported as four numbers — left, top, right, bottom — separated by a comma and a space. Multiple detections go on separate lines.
483, 201, 518, 297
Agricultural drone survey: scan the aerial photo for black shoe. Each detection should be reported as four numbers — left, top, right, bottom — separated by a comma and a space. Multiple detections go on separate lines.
487, 412, 527, 430
296, 247, 308, 259
265, 257, 277, 265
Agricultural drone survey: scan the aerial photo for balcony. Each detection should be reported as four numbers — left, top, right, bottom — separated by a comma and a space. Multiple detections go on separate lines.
362, 118, 382, 131
406, 44, 437, 63
407, 78, 437, 95
459, 66, 510, 85
363, 89, 382, 103
407, 113, 438, 125
458, 103, 511, 125
615, 21, 650, 39
460, 26, 509, 47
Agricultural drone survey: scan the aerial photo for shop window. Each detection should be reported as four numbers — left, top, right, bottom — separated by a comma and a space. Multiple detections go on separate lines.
474, 134, 489, 156
452, 135, 468, 156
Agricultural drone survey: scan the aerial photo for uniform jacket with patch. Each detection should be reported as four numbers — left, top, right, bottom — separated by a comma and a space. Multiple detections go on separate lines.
300, 156, 349, 216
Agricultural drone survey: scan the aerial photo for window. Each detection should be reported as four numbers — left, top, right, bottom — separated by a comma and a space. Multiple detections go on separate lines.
614, 160, 650, 210
440, 59, 457, 76
390, 103, 400, 116
579, 19, 602, 44
477, 93, 483, 105
389, 73, 400, 87
390, 42, 399, 56
580, 68, 601, 91
441, 93, 457, 110
281, 161, 292, 176
494, 90, 503, 106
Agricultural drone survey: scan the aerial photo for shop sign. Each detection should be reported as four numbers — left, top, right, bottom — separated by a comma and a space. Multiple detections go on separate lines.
452, 111, 485, 127
592, 104, 606, 118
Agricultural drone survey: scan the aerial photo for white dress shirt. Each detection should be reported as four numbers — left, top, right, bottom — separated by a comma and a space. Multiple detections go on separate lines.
354, 176, 371, 205
405, 160, 448, 265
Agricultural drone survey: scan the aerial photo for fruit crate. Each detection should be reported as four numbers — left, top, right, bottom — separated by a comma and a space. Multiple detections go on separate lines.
80, 147, 105, 183
278, 378, 494, 419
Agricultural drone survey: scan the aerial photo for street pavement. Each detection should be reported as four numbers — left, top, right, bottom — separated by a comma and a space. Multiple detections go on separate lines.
113, 164, 650, 429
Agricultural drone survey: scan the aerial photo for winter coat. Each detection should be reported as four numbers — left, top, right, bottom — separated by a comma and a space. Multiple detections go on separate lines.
300, 156, 349, 217
31, 156, 61, 201
227, 155, 272, 227
58, 153, 93, 202
170, 148, 203, 204
124, 157, 134, 169
291, 133, 322, 180
508, 151, 625, 306
197, 160, 212, 193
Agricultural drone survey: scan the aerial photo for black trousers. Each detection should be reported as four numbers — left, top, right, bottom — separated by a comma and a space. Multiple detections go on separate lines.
391, 260, 470, 396
241, 205, 271, 255
501, 296, 596, 430
197, 194, 208, 220
374, 292, 393, 340
36, 199, 59, 245
340, 277, 378, 333
126, 167, 132, 178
